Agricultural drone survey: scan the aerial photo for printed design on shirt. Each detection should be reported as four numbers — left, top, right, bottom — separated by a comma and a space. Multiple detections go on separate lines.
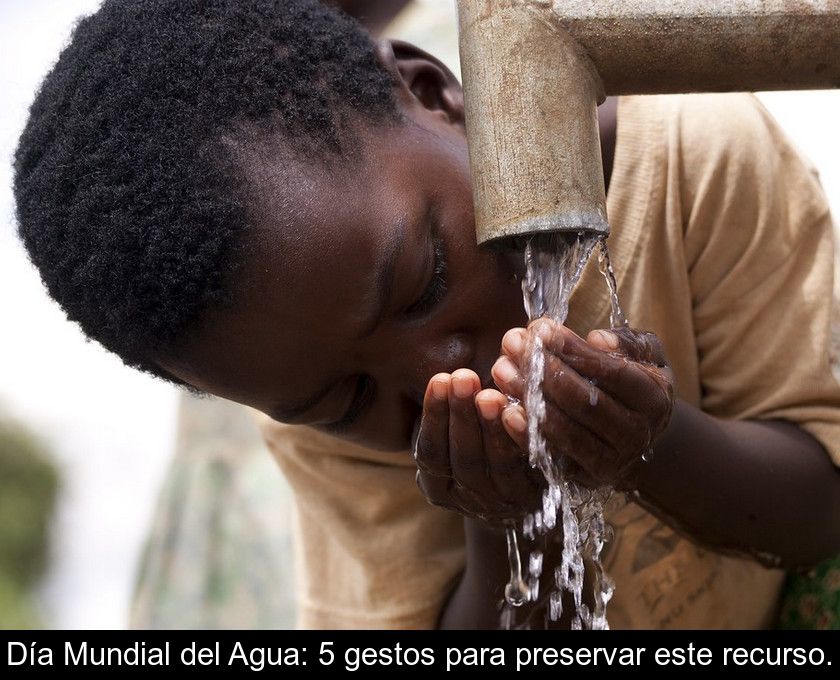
602, 499, 722, 626
631, 523, 682, 574
603, 502, 683, 576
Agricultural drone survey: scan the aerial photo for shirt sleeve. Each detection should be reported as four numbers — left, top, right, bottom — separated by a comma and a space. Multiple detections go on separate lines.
677, 94, 840, 464
254, 414, 466, 629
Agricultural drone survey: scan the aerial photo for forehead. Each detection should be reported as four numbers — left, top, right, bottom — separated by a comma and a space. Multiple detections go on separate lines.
164, 125, 426, 406
239, 123, 421, 254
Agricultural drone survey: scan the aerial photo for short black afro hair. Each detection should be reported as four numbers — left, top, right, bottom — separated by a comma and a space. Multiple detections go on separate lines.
13, 0, 398, 386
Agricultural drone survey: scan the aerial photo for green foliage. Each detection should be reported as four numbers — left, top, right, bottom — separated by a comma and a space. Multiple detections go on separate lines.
0, 572, 38, 629
778, 557, 840, 630
0, 418, 60, 628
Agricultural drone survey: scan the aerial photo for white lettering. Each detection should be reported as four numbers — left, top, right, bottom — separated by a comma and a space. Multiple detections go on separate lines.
8, 642, 53, 666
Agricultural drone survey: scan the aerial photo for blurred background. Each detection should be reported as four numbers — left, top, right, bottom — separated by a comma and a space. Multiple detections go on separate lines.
1, 0, 838, 629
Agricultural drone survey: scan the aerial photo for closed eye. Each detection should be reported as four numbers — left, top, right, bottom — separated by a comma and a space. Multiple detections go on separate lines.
404, 237, 447, 318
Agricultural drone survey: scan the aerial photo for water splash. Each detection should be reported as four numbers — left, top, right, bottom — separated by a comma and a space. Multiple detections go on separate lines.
523, 233, 596, 323
504, 521, 530, 607
502, 232, 620, 629
527, 550, 543, 602
598, 238, 627, 329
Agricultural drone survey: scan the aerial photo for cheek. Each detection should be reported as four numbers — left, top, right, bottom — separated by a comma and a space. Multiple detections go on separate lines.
458, 243, 528, 323
436, 159, 520, 296
435, 174, 527, 332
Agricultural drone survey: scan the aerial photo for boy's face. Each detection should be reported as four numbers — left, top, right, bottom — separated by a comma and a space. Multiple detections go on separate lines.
157, 42, 527, 452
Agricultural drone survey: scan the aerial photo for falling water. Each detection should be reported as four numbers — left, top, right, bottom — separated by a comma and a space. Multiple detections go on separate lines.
588, 380, 599, 406
502, 231, 621, 630
504, 520, 531, 606
598, 239, 627, 329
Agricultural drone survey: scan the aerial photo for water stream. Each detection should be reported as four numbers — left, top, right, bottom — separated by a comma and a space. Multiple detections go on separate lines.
502, 231, 625, 630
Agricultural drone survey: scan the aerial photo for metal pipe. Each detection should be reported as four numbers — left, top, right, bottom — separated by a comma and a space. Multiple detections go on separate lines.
457, 0, 840, 247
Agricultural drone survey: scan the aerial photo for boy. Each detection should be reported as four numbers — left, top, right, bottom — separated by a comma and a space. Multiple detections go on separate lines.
13, 0, 840, 628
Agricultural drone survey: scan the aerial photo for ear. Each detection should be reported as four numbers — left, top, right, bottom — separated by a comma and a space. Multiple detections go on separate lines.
374, 39, 464, 127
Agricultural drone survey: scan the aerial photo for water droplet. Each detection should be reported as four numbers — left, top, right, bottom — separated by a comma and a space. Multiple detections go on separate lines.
753, 550, 784, 569
549, 591, 564, 622
504, 523, 530, 607
529, 550, 543, 577
522, 514, 535, 540
588, 380, 598, 406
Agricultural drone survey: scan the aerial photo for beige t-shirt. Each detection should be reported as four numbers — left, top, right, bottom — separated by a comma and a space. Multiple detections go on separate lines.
257, 93, 840, 629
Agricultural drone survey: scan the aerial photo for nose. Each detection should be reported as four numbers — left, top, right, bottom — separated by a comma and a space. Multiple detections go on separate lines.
397, 331, 477, 407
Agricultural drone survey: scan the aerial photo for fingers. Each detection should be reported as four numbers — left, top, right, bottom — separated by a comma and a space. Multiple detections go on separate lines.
415, 373, 462, 510
501, 403, 528, 452
539, 399, 621, 487
475, 390, 542, 509
448, 370, 497, 507
539, 350, 650, 453
516, 320, 670, 411
414, 364, 548, 520
492, 355, 526, 400
414, 373, 451, 477
490, 319, 674, 491
567, 327, 673, 428
587, 326, 667, 366
490, 354, 531, 453
494, 324, 651, 451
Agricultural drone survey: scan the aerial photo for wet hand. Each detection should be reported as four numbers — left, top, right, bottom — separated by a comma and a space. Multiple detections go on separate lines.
491, 319, 674, 491
413, 369, 544, 522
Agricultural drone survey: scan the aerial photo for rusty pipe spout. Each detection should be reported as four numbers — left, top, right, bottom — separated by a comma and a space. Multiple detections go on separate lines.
457, 0, 840, 247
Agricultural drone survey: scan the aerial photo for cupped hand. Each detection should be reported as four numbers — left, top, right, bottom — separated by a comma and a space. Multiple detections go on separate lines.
491, 319, 674, 491
413, 368, 544, 522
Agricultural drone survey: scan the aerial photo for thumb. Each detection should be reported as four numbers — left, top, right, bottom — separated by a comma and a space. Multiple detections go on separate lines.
587, 327, 668, 367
